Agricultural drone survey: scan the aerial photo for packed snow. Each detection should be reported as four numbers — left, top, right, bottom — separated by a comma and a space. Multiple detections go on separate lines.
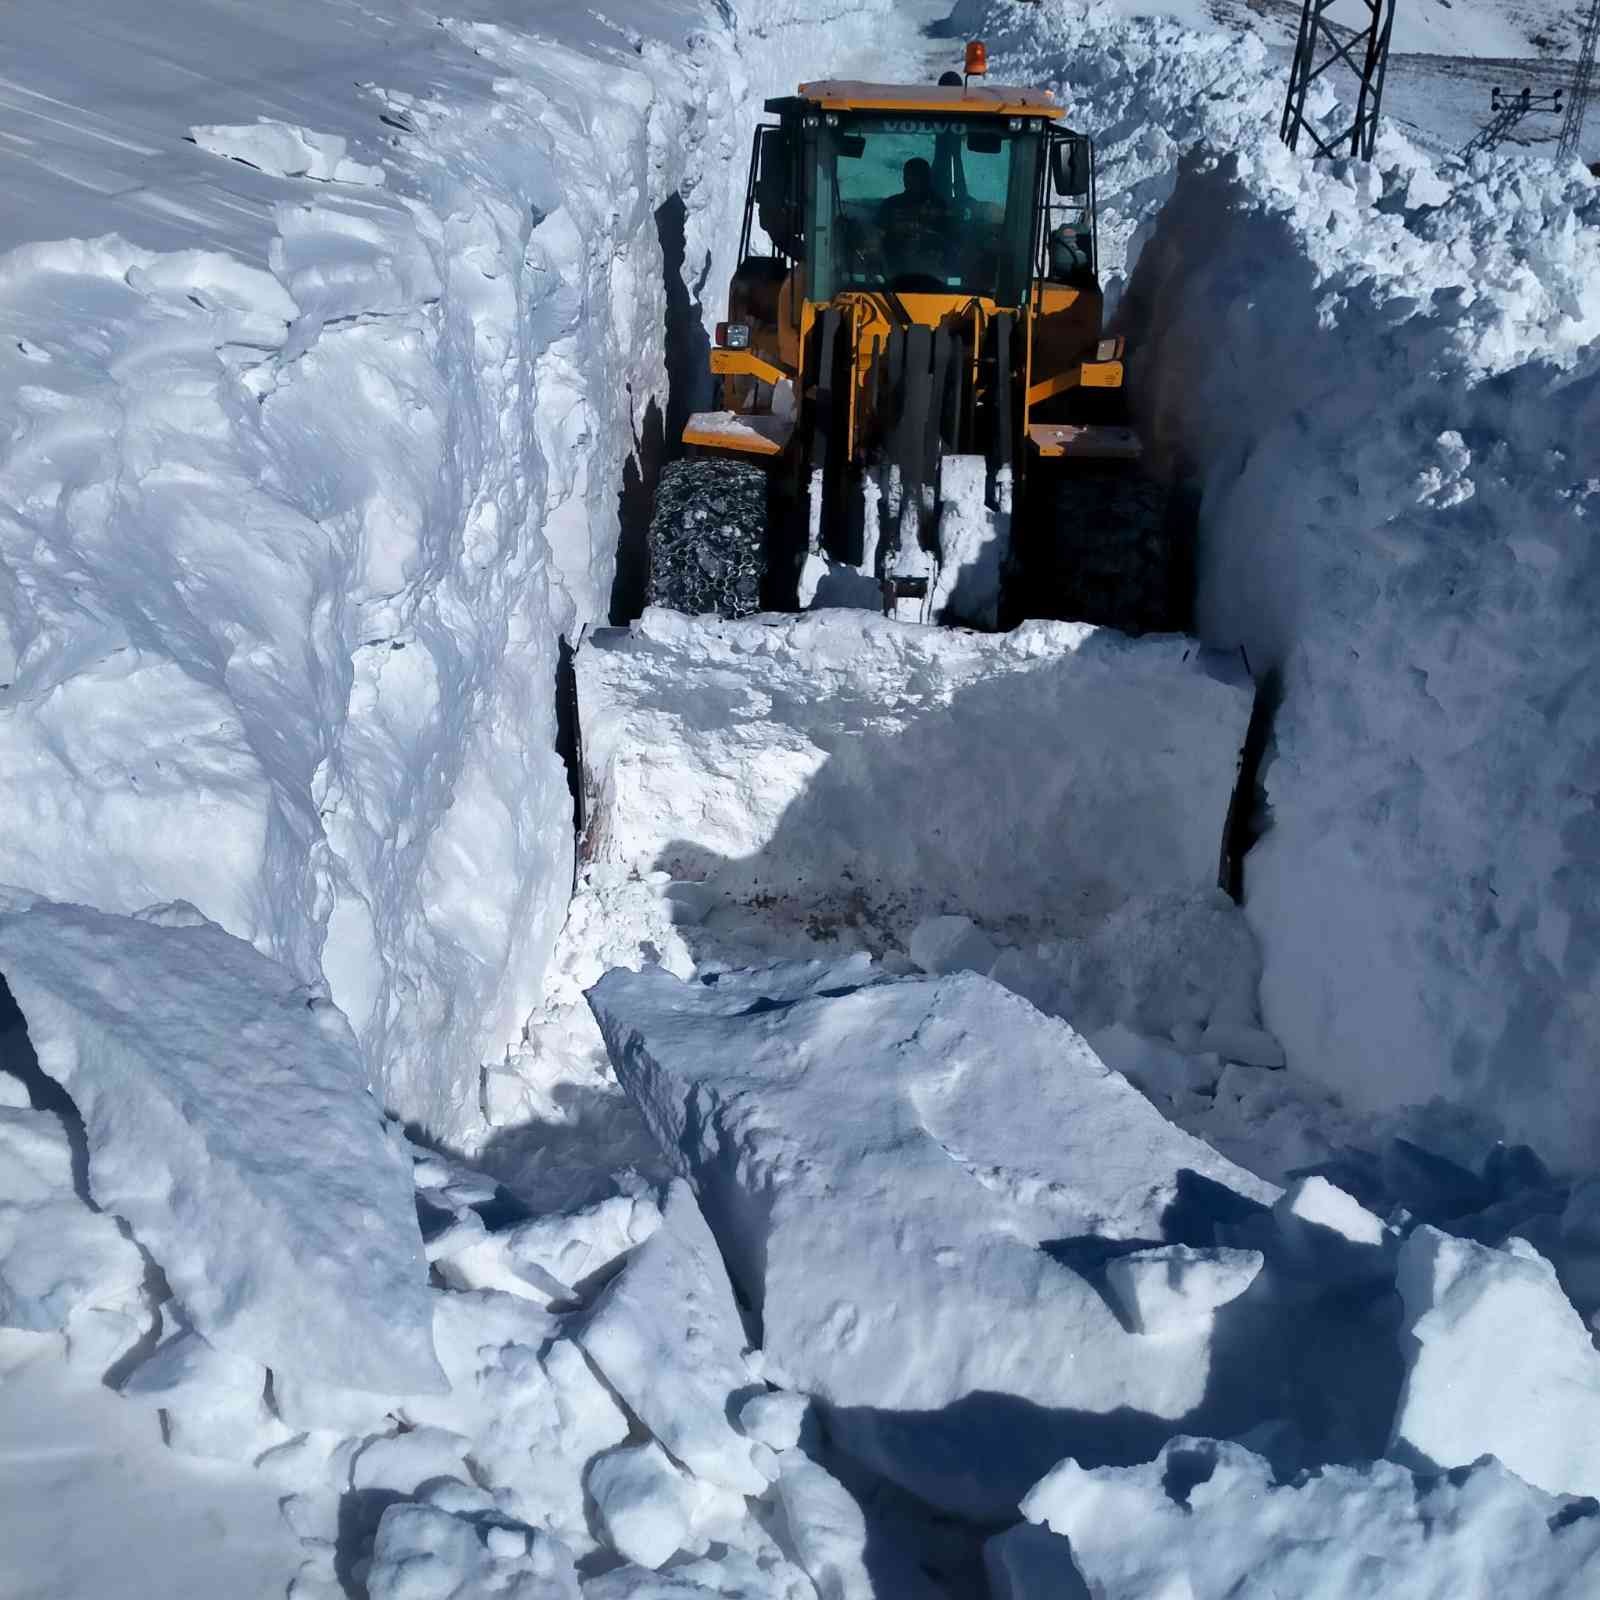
2, 0, 1599, 1594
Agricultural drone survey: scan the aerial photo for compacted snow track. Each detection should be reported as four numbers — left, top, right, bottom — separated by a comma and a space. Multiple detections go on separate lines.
2, 0, 1600, 1597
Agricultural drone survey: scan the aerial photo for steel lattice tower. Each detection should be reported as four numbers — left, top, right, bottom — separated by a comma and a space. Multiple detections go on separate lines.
1557, 0, 1600, 164
1280, 0, 1398, 161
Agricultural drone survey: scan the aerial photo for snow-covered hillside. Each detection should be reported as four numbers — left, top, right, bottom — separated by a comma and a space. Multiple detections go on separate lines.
3, 0, 1600, 1595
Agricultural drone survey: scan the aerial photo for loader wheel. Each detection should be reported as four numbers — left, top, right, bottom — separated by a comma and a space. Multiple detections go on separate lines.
1029, 466, 1187, 634
646, 458, 769, 619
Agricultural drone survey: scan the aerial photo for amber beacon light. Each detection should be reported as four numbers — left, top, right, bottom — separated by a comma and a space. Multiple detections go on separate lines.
964, 39, 988, 79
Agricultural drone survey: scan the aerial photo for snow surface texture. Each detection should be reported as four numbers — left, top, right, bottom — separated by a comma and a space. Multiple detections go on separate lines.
975, 0, 1600, 1172
0, 0, 896, 1139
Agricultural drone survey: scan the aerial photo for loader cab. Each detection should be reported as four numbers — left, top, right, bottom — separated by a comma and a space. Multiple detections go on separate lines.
806, 112, 1043, 302
743, 86, 1095, 315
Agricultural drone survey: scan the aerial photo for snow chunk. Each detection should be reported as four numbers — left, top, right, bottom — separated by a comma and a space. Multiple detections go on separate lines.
908, 915, 998, 978
575, 1181, 766, 1496
0, 1106, 144, 1340
1391, 1225, 1600, 1499
588, 961, 1277, 1516
0, 900, 441, 1393
772, 1453, 872, 1600
588, 1442, 694, 1570
737, 1391, 810, 1454
437, 1192, 661, 1306
1021, 1438, 1600, 1599
1104, 1245, 1263, 1335
1273, 1176, 1395, 1284
120, 1325, 292, 1463
190, 121, 385, 185
366, 1504, 579, 1600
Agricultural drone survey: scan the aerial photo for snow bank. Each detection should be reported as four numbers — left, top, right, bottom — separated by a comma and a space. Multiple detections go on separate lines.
0, 0, 895, 1140
1132, 155, 1600, 1172
578, 608, 1251, 937
587, 957, 1278, 1517
1021, 1436, 1600, 1599
980, 0, 1600, 1171
0, 898, 440, 1392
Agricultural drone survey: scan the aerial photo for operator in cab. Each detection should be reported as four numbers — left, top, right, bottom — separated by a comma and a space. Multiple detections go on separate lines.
879, 156, 947, 232
877, 156, 954, 284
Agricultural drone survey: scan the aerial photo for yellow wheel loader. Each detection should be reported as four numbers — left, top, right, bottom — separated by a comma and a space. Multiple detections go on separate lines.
646, 41, 1181, 634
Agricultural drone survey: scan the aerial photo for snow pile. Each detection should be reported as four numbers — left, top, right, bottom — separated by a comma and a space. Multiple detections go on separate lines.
978, 0, 1600, 1171
0, 0, 895, 1140
578, 607, 1250, 934
1021, 1438, 1600, 1599
1, 947, 879, 1597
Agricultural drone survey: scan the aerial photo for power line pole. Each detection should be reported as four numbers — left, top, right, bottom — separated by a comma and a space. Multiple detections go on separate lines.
1461, 85, 1564, 158
1556, 0, 1599, 164
1280, 0, 1398, 160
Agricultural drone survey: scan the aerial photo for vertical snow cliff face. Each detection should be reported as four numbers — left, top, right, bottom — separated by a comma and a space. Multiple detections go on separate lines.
980, 1, 1600, 1168
0, 0, 891, 1137
1132, 157, 1600, 1171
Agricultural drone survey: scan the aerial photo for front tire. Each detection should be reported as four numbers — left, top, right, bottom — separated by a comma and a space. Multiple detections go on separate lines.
646, 458, 769, 619
1016, 464, 1187, 634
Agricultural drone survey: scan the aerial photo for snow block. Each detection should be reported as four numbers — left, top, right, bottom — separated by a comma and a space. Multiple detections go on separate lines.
587, 961, 1278, 1517
575, 1180, 767, 1496
983, 1523, 1085, 1600
1391, 1225, 1600, 1499
366, 1504, 579, 1600
0, 899, 441, 1394
588, 1442, 695, 1570
577, 610, 1252, 939
1103, 1245, 1262, 1336
1272, 1175, 1395, 1285
1021, 1437, 1600, 1600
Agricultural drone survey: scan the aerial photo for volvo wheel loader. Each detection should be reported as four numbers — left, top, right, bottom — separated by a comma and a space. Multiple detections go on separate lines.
645, 41, 1181, 634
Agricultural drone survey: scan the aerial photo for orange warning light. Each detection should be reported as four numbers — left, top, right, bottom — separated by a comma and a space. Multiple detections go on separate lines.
964, 40, 988, 78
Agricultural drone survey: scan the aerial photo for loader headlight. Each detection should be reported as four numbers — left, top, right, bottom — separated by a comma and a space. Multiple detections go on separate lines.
715, 322, 751, 350
1095, 337, 1124, 362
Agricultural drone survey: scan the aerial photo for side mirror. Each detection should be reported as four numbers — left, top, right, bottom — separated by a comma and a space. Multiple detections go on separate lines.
756, 126, 802, 256
1051, 138, 1090, 198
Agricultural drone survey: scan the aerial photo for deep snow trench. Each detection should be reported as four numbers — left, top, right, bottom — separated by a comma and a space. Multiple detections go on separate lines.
3, 0, 1600, 1596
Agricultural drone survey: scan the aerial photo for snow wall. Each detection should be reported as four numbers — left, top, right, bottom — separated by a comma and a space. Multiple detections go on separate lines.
0, 0, 892, 1138
981, 2, 1600, 1169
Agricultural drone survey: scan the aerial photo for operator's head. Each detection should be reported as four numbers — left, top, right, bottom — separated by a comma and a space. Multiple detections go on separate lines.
902, 157, 932, 198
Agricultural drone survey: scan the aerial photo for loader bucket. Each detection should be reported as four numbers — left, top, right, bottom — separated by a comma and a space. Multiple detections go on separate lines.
575, 608, 1253, 946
